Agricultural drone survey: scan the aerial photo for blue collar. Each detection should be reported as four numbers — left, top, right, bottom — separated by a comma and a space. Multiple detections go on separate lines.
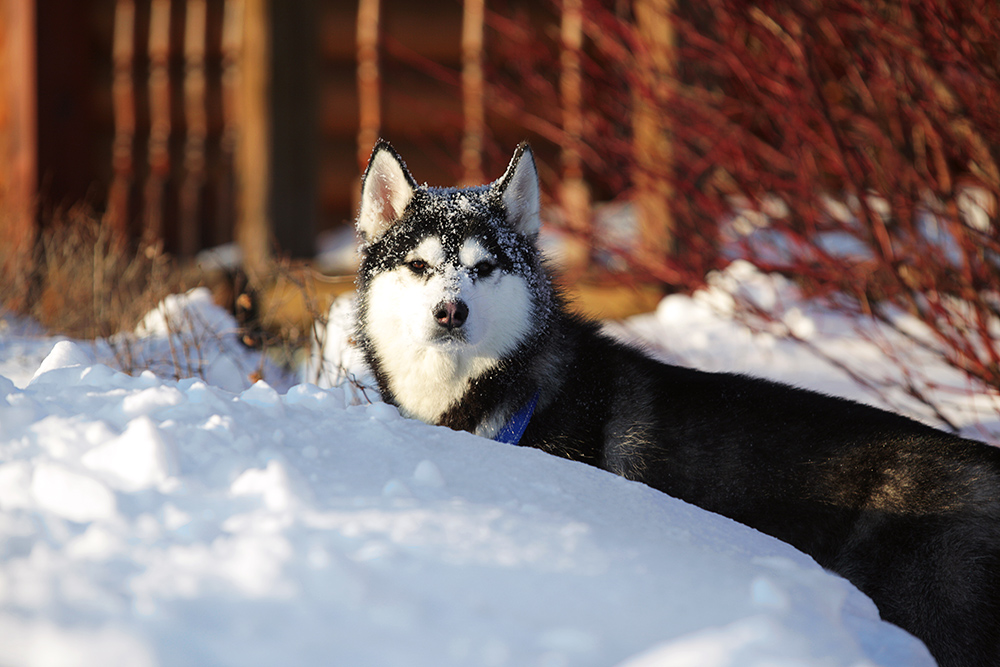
493, 390, 540, 445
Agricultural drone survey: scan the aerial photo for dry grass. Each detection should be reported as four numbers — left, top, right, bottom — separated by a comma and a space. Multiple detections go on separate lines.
3, 206, 196, 341
0, 208, 377, 393
0, 208, 300, 385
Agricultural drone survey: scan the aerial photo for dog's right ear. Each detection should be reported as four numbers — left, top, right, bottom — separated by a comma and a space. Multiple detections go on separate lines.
357, 141, 417, 244
495, 143, 541, 238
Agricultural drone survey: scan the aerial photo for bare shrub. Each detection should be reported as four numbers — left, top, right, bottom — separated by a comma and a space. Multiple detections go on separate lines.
482, 1, 1000, 425
14, 205, 194, 341
667, 1, 1000, 411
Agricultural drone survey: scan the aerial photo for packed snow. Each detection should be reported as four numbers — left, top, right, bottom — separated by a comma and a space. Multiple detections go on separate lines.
6, 259, 994, 666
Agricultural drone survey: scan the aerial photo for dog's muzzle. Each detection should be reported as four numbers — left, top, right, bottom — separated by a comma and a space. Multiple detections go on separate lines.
433, 300, 469, 331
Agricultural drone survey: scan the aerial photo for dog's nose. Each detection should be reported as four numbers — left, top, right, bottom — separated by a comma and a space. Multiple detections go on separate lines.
434, 300, 469, 330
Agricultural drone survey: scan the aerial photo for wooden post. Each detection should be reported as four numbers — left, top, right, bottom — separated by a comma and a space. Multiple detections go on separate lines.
237, 0, 271, 279
0, 0, 37, 297
106, 0, 136, 239
218, 0, 244, 248
144, 0, 172, 246
461, 0, 485, 185
559, 0, 591, 271
180, 0, 208, 258
356, 0, 380, 172
632, 0, 675, 266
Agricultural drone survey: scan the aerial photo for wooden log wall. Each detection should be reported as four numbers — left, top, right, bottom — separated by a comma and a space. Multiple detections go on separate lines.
103, 0, 234, 256
324, 0, 466, 217
2, 0, 677, 279
14, 0, 475, 263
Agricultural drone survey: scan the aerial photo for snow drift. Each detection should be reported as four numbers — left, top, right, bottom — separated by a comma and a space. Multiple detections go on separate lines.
0, 266, 967, 666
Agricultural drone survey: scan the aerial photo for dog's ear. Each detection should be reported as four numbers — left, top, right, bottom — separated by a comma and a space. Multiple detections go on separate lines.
357, 140, 417, 244
494, 143, 541, 238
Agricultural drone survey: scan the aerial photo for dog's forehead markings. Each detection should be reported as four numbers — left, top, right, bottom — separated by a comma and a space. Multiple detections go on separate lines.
406, 236, 445, 265
459, 238, 491, 267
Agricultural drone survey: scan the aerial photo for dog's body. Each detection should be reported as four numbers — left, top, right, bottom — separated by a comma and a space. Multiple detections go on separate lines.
355, 141, 1000, 666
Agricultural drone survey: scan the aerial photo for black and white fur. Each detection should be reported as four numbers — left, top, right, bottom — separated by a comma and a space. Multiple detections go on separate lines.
355, 140, 1000, 667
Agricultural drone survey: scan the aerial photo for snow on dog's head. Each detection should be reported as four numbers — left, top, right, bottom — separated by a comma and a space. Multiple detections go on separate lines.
354, 141, 546, 423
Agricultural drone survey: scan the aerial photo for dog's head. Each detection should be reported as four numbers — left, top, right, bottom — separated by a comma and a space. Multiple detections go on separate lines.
354, 141, 548, 420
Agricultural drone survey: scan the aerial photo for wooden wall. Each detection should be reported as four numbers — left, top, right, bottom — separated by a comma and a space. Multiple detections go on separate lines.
320, 0, 465, 223
0, 0, 566, 269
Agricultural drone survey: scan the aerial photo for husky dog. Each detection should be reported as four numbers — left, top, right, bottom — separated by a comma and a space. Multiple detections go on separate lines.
354, 140, 1000, 667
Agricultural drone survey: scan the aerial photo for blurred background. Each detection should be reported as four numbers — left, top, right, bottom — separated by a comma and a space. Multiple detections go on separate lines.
2, 0, 1000, 393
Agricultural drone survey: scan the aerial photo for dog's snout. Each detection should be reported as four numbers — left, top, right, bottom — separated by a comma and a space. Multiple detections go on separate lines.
434, 300, 469, 330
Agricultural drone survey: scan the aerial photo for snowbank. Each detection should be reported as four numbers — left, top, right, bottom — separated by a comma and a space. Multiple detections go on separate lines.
609, 261, 1000, 440
1, 288, 293, 394
0, 342, 933, 666
0, 269, 949, 666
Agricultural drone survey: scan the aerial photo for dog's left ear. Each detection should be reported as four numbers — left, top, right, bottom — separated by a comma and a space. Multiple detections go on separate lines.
358, 140, 417, 244
494, 143, 541, 238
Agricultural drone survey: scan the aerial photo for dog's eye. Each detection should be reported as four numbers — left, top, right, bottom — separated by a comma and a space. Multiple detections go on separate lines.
474, 261, 497, 279
406, 259, 429, 274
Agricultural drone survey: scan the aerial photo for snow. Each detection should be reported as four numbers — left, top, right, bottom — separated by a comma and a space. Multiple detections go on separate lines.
608, 260, 1000, 441
3, 262, 987, 666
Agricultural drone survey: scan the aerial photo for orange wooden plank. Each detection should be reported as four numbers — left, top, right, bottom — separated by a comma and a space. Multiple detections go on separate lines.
0, 0, 37, 289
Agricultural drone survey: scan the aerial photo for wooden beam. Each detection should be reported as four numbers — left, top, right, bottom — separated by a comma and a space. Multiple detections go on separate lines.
237, 0, 271, 279
632, 0, 676, 266
219, 0, 244, 248
144, 0, 172, 245
106, 0, 136, 239
559, 0, 591, 273
460, 0, 484, 185
179, 0, 209, 258
356, 0, 380, 172
0, 0, 37, 296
